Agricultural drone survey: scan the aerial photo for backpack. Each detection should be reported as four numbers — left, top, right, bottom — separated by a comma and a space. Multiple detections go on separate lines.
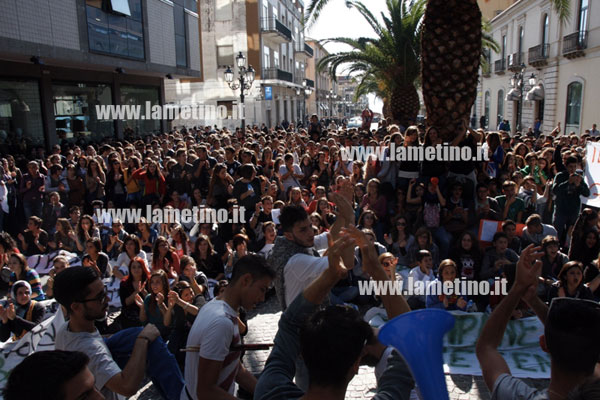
423, 203, 440, 228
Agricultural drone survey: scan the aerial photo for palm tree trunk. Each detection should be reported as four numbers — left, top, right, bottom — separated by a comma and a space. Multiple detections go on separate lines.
390, 84, 420, 128
422, 0, 482, 141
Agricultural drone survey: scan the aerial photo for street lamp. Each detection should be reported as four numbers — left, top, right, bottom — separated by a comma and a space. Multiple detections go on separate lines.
224, 52, 255, 132
506, 63, 536, 132
295, 79, 312, 125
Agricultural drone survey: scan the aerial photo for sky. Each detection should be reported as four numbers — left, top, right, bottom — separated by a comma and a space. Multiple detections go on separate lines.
305, 0, 390, 113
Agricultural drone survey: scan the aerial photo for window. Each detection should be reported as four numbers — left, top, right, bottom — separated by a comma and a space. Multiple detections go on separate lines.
217, 101, 234, 118
542, 14, 549, 56
174, 3, 187, 67
263, 46, 270, 68
86, 0, 144, 59
565, 81, 583, 134
501, 34, 507, 61
484, 91, 490, 128
120, 85, 160, 137
518, 26, 524, 56
217, 45, 233, 67
109, 0, 131, 16
497, 90, 504, 125
579, 0, 588, 44
0, 79, 44, 147
52, 82, 114, 143
273, 51, 279, 68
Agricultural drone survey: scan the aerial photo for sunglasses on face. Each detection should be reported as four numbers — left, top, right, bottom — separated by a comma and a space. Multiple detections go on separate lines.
77, 287, 108, 303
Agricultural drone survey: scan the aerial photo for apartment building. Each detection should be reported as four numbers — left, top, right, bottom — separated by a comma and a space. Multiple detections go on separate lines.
166, 0, 315, 129
0, 0, 201, 150
479, 0, 598, 135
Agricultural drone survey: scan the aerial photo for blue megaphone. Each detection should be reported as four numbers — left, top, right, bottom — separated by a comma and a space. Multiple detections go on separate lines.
378, 309, 455, 400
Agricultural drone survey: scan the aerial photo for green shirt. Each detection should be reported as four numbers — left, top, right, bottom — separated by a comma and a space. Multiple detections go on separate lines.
495, 195, 525, 222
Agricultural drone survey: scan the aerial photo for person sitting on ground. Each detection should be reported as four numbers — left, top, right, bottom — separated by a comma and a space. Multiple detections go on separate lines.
7, 253, 45, 300
0, 280, 45, 341
426, 259, 468, 311
183, 255, 275, 399
82, 237, 110, 279
502, 219, 522, 254
521, 214, 558, 248
191, 234, 224, 281
477, 245, 600, 399
53, 266, 184, 400
151, 236, 180, 280
179, 255, 209, 301
139, 269, 172, 340
118, 257, 150, 329
406, 249, 435, 310
3, 350, 104, 400
547, 261, 595, 302
255, 226, 415, 400
480, 232, 519, 283
17, 216, 49, 257
165, 280, 203, 372
46, 255, 70, 298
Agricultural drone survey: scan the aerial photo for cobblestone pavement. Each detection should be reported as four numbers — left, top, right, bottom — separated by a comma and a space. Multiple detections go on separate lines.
132, 295, 549, 399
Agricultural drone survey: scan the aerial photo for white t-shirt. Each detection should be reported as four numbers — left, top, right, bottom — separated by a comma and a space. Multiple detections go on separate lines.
55, 323, 121, 400
182, 299, 241, 399
283, 232, 329, 307
279, 164, 303, 191
407, 266, 434, 301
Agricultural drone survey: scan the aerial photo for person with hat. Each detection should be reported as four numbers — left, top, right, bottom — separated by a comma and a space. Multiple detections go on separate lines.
0, 280, 45, 341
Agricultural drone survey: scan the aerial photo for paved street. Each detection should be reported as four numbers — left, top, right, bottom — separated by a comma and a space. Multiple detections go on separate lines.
132, 295, 549, 399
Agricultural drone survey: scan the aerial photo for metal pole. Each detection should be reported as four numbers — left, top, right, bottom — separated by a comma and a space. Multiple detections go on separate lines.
240, 75, 245, 132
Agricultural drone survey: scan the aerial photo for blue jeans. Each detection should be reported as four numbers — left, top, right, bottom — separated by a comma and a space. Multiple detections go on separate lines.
24, 201, 42, 219
104, 327, 184, 400
552, 212, 578, 246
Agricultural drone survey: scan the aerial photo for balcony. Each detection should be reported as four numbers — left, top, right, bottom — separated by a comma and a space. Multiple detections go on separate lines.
494, 59, 506, 74
262, 67, 294, 83
305, 78, 315, 88
528, 44, 549, 67
563, 31, 587, 59
294, 42, 314, 59
261, 17, 292, 46
507, 52, 524, 72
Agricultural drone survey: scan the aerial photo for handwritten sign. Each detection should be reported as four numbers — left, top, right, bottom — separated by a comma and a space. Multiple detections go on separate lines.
584, 142, 600, 207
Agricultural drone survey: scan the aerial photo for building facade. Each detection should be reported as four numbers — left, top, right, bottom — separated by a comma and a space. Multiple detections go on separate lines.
304, 38, 336, 119
166, 0, 314, 129
335, 75, 368, 118
479, 0, 598, 135
0, 0, 201, 150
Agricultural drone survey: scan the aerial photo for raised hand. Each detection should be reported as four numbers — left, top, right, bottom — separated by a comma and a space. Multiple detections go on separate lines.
7, 303, 15, 320
325, 233, 353, 280
139, 323, 160, 342
134, 294, 144, 308
156, 292, 165, 305
515, 245, 544, 291
167, 291, 178, 309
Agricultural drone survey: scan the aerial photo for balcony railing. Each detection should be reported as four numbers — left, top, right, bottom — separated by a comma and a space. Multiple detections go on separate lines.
260, 17, 292, 41
494, 59, 506, 74
507, 52, 524, 71
294, 42, 314, 57
528, 44, 550, 65
563, 31, 587, 57
262, 68, 294, 82
305, 78, 315, 88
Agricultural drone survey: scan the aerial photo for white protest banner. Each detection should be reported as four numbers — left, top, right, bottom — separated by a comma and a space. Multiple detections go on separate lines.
0, 305, 65, 395
28, 250, 80, 276
442, 311, 549, 378
584, 142, 600, 207
371, 311, 550, 379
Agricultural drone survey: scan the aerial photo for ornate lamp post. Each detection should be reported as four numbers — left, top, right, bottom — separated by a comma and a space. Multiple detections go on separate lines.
224, 52, 255, 132
506, 63, 536, 132
295, 79, 313, 125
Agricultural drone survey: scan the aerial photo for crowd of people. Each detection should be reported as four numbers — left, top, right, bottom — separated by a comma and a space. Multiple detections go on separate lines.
1, 114, 600, 399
